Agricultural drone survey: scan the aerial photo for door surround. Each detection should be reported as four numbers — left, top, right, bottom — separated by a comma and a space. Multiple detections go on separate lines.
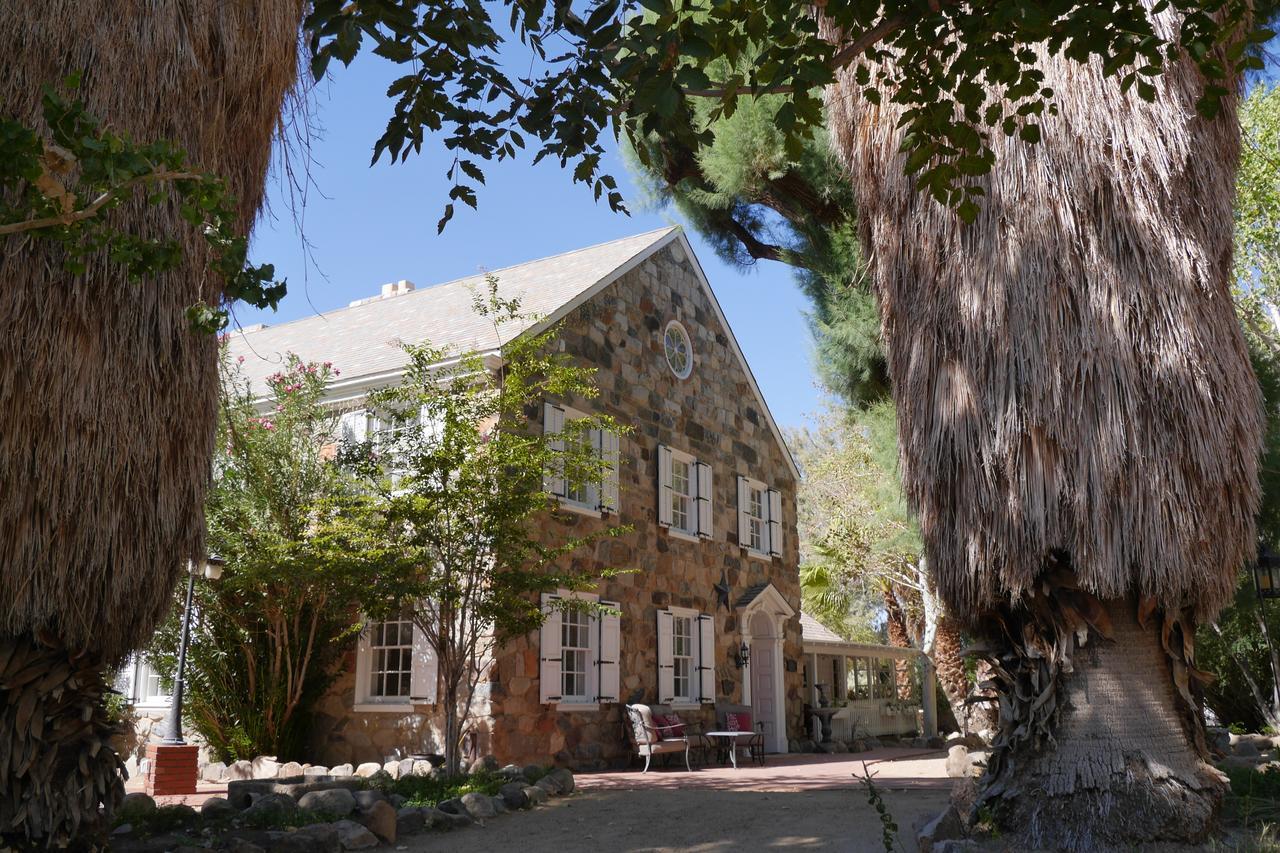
740, 583, 795, 753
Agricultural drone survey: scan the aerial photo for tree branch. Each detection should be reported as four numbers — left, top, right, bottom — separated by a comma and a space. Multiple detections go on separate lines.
0, 169, 203, 236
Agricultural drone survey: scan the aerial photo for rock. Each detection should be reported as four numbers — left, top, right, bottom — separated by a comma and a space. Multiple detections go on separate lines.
1219, 755, 1266, 773
1235, 739, 1261, 758
251, 756, 280, 779
410, 759, 434, 777
243, 793, 297, 825
499, 782, 529, 810
331, 819, 379, 850
523, 785, 548, 806
946, 746, 971, 779
437, 798, 465, 815
353, 790, 387, 810
796, 739, 818, 753
226, 760, 255, 781
469, 754, 499, 775
535, 775, 562, 796
200, 796, 236, 820
112, 824, 132, 836
430, 808, 473, 830
358, 799, 397, 844
297, 788, 356, 818
202, 761, 228, 782
932, 842, 980, 852
460, 791, 496, 820
389, 794, 407, 809
396, 806, 427, 836
1206, 727, 1231, 754
271, 825, 341, 853
329, 763, 354, 777
521, 763, 545, 781
354, 762, 383, 778
848, 739, 869, 753
397, 758, 416, 779
498, 763, 524, 779
303, 765, 330, 778
277, 761, 304, 779
226, 839, 267, 853
926, 736, 947, 749
117, 792, 156, 823
546, 767, 575, 794
865, 736, 883, 749
915, 806, 965, 853
382, 760, 401, 779
490, 796, 508, 815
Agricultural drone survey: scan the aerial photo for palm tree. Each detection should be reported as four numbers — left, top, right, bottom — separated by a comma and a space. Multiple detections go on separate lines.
821, 8, 1260, 850
0, 5, 303, 844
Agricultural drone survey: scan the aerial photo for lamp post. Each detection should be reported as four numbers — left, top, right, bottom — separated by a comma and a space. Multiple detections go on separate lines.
161, 554, 224, 745
1251, 545, 1280, 715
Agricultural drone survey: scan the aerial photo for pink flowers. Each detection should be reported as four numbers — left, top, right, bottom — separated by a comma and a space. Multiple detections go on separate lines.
248, 416, 277, 431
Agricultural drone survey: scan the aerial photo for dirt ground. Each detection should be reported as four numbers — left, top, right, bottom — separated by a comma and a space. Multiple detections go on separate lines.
401, 785, 951, 852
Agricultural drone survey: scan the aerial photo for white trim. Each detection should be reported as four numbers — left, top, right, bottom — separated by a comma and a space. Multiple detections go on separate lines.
557, 501, 605, 518
666, 528, 701, 544
663, 319, 694, 379
353, 703, 416, 714
743, 606, 789, 754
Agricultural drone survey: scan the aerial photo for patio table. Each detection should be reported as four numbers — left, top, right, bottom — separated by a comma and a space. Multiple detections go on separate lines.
704, 731, 758, 770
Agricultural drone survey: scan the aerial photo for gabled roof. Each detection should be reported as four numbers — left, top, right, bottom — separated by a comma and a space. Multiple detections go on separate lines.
227, 226, 799, 479
800, 612, 922, 660
800, 613, 846, 644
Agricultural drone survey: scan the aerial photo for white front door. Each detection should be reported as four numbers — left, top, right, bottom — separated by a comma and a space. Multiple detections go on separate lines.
750, 613, 779, 752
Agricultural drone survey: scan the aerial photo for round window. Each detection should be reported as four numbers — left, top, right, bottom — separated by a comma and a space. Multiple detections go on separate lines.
663, 320, 693, 379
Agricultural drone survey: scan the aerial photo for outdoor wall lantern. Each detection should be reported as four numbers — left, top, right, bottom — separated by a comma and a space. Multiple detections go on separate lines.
1254, 545, 1280, 601
734, 641, 750, 669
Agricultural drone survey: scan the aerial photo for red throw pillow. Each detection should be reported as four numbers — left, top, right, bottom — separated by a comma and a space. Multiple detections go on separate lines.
726, 711, 753, 733
653, 713, 686, 738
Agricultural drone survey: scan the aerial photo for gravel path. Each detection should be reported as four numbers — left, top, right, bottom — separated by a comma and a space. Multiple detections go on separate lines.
400, 786, 951, 852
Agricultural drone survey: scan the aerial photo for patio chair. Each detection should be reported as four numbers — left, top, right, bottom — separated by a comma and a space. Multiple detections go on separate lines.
715, 703, 766, 766
624, 703, 695, 772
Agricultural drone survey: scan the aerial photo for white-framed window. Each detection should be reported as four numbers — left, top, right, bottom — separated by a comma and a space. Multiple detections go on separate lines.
543, 402, 620, 516
117, 656, 171, 708
663, 320, 694, 380
539, 592, 622, 709
657, 608, 715, 708
737, 476, 783, 557
354, 614, 438, 711
658, 445, 712, 539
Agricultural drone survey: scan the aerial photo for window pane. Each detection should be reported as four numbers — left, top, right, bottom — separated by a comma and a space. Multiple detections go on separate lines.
368, 617, 414, 700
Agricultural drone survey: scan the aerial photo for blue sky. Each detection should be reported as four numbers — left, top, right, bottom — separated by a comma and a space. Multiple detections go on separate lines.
241, 54, 823, 429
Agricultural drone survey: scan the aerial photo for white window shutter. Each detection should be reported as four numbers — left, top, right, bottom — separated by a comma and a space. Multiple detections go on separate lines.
737, 477, 751, 548
543, 403, 566, 498
656, 609, 675, 703
697, 614, 716, 704
600, 430, 620, 514
409, 622, 438, 704
767, 488, 783, 557
340, 410, 368, 444
657, 445, 673, 527
353, 624, 372, 706
420, 405, 444, 444
539, 594, 563, 704
696, 462, 713, 539
597, 601, 621, 702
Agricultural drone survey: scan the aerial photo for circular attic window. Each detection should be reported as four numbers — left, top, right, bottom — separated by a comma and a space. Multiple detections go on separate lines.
663, 320, 694, 380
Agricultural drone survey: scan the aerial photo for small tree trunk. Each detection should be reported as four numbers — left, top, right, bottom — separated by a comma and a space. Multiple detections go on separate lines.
443, 683, 461, 776
984, 598, 1224, 851
882, 586, 914, 700
932, 617, 977, 734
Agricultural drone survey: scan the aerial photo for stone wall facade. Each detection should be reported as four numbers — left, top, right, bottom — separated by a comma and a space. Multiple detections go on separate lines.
309, 239, 802, 770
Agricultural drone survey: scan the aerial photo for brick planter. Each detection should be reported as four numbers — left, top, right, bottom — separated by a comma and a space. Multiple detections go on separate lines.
145, 743, 199, 796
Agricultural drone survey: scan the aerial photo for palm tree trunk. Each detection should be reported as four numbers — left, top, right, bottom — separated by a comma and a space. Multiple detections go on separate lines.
932, 617, 980, 735
881, 586, 914, 700
1, 4, 304, 843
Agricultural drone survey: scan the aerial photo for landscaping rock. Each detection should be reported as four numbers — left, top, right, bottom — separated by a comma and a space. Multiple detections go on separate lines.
330, 763, 354, 777
795, 739, 818, 753
200, 796, 236, 820
226, 760, 255, 781
490, 796, 508, 815
410, 759, 434, 777
243, 793, 298, 825
396, 806, 427, 836
430, 808, 473, 830
522, 785, 548, 806
499, 781, 529, 810
396, 758, 416, 779
225, 839, 267, 853
469, 754, 499, 775
849, 739, 869, 753
1219, 755, 1267, 773
303, 765, 330, 778
157, 803, 198, 827
498, 763, 524, 779
389, 794, 407, 809
547, 767, 575, 794
297, 788, 357, 819
1206, 727, 1230, 754
460, 791, 496, 821
277, 761, 304, 779
271, 825, 341, 853
437, 798, 465, 816
915, 805, 965, 853
358, 799, 397, 844
521, 763, 545, 781
353, 790, 387, 810
203, 761, 228, 782
331, 819, 378, 850
354, 762, 383, 778
112, 823, 132, 836
1234, 738, 1261, 758
117, 792, 157, 824
946, 746, 971, 779
535, 775, 562, 796
381, 760, 401, 779
251, 756, 281, 779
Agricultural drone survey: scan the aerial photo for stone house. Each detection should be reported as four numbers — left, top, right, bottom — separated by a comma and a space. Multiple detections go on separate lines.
201, 227, 802, 769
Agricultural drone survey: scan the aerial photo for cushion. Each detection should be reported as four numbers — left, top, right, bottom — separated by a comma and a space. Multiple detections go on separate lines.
654, 713, 686, 739
629, 704, 658, 745
725, 711, 753, 733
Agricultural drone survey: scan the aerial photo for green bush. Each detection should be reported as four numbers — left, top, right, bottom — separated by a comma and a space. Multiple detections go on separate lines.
1234, 723, 1253, 736
1226, 765, 1280, 828
367, 769, 505, 808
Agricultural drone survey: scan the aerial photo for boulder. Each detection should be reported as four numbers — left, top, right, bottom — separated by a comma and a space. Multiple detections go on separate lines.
523, 785, 548, 806
329, 763, 354, 777
1219, 755, 1267, 773
397, 758, 417, 779
243, 793, 298, 825
331, 819, 378, 850
353, 790, 387, 810
277, 761, 304, 780
1235, 738, 1262, 758
490, 796, 508, 815
303, 765, 330, 778
499, 782, 529, 810
498, 763, 524, 779
251, 756, 280, 779
117, 792, 156, 824
795, 739, 818, 753
535, 775, 562, 796
469, 754, 499, 775
382, 760, 401, 779
546, 767, 575, 794
271, 825, 341, 853
389, 794, 407, 809
202, 761, 228, 782
437, 798, 465, 816
848, 739, 869, 753
430, 808, 473, 830
225, 839, 267, 853
521, 763, 545, 781
410, 759, 434, 777
946, 746, 971, 779
358, 799, 398, 844
1206, 727, 1231, 754
199, 796, 236, 820
297, 788, 357, 819
396, 806, 428, 836
915, 806, 965, 853
354, 762, 383, 778
460, 791, 497, 821
226, 760, 255, 781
